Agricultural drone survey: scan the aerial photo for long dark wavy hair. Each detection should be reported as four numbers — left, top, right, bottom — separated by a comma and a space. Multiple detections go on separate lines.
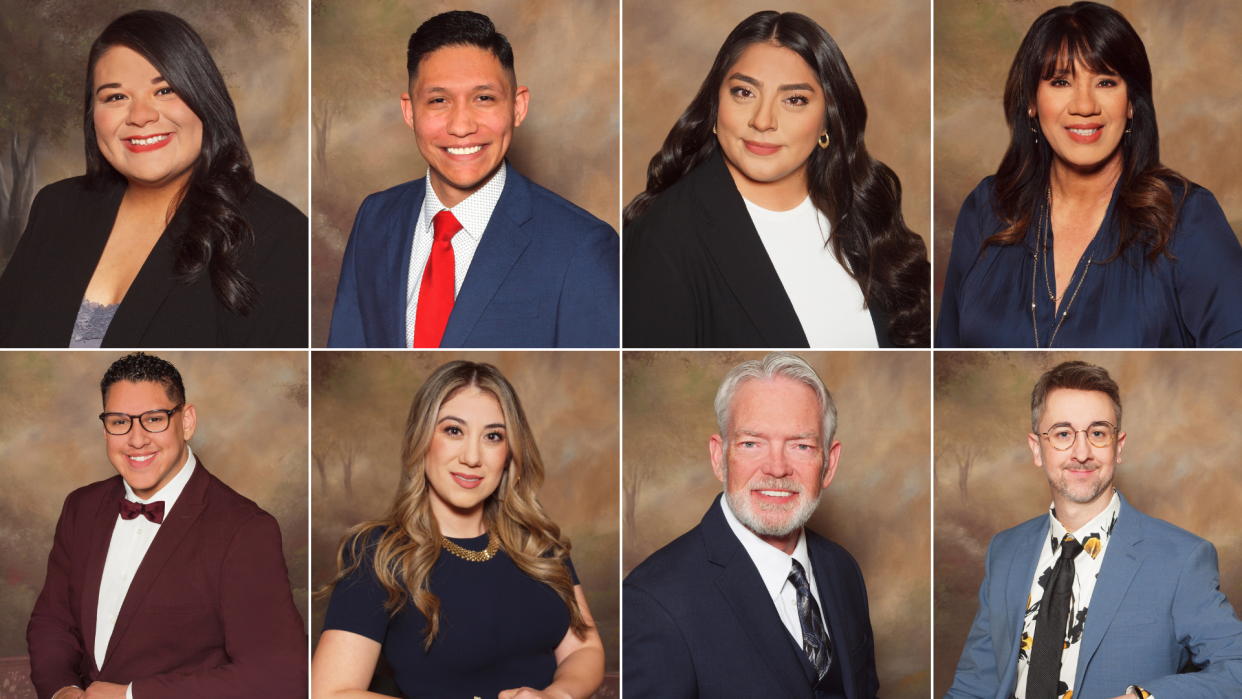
623, 11, 929, 347
83, 10, 258, 316
989, 1, 1188, 263
316, 361, 590, 651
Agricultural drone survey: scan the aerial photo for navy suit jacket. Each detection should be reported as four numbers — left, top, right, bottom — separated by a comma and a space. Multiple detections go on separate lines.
946, 493, 1242, 699
326, 162, 619, 347
623, 495, 880, 699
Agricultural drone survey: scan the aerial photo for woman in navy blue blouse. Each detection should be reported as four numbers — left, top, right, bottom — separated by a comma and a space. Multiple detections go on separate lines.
936, 2, 1242, 348
311, 361, 604, 699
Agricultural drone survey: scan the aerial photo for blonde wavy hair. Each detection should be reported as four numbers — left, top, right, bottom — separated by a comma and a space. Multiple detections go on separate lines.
317, 361, 590, 650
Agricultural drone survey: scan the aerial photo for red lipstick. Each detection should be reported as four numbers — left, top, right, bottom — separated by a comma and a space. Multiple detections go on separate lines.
123, 133, 174, 153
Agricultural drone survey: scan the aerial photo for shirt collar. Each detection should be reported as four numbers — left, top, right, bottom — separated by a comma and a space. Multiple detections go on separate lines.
720, 495, 812, 600
420, 163, 508, 243
123, 446, 196, 518
1048, 487, 1121, 545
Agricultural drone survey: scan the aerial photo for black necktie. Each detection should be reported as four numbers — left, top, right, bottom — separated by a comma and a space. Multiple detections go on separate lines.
788, 559, 833, 680
1026, 536, 1084, 699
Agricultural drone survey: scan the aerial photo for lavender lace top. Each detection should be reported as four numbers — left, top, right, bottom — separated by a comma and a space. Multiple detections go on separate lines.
70, 299, 119, 348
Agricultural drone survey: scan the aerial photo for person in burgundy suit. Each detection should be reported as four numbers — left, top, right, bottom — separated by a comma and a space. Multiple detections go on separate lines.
26, 353, 306, 699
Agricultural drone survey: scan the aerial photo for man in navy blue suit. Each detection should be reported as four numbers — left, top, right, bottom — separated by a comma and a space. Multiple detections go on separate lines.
327, 10, 618, 348
624, 352, 880, 699
946, 361, 1242, 699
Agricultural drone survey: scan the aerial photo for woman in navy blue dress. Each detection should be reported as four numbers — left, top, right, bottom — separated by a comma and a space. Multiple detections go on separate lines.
936, 2, 1242, 348
311, 361, 604, 699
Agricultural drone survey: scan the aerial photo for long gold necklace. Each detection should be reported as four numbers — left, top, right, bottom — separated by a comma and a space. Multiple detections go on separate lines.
441, 531, 500, 562
1032, 186, 1093, 348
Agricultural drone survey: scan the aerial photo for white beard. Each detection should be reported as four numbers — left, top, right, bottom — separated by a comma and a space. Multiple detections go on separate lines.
722, 457, 822, 537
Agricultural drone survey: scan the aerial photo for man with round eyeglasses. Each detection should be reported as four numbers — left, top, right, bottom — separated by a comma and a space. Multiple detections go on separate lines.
27, 352, 305, 699
946, 360, 1242, 699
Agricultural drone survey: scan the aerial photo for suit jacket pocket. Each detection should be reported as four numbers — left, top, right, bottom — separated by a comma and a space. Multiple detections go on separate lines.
1110, 609, 1156, 626
480, 301, 539, 320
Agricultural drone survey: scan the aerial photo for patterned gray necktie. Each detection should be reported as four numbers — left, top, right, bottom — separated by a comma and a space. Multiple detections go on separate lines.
788, 559, 833, 679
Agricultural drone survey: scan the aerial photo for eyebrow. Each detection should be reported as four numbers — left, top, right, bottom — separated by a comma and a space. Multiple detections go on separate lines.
437, 415, 506, 429
425, 83, 506, 94
726, 72, 816, 93
95, 75, 168, 95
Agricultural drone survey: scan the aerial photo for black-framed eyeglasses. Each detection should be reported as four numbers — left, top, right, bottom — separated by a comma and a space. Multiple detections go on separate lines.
99, 405, 184, 436
1040, 421, 1117, 451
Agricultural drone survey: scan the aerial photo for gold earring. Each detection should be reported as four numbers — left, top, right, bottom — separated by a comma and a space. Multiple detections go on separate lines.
1031, 126, 1039, 144
818, 132, 829, 149
712, 124, 717, 135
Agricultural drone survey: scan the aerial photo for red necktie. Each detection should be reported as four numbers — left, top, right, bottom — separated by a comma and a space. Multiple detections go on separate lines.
118, 498, 165, 524
413, 210, 462, 348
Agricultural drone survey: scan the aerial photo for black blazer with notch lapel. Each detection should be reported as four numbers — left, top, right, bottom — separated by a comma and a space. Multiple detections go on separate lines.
622, 148, 891, 348
623, 494, 881, 699
0, 177, 308, 348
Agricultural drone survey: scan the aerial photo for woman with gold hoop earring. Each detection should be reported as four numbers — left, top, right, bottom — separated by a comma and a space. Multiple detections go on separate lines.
312, 361, 604, 699
623, 11, 930, 348
937, 1, 1242, 348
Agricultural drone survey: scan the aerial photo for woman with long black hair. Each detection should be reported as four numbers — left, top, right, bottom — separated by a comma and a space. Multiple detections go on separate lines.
936, 1, 1242, 347
623, 11, 930, 348
0, 10, 306, 347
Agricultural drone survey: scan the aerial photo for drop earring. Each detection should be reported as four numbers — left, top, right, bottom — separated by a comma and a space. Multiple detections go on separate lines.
712, 124, 717, 135
818, 132, 829, 149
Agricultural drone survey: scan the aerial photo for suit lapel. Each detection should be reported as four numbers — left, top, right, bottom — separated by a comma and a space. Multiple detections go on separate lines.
102, 207, 186, 346
702, 496, 809, 699
441, 163, 532, 347
1073, 496, 1145, 690
82, 478, 125, 673
692, 150, 809, 347
102, 464, 210, 668
998, 518, 1047, 692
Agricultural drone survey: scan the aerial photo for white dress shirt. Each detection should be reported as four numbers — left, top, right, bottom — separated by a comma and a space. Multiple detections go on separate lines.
404, 165, 507, 346
742, 195, 878, 348
94, 448, 196, 699
1014, 489, 1122, 699
720, 496, 830, 649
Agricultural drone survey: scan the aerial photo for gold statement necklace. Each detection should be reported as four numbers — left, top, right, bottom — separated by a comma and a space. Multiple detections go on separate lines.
441, 531, 500, 562
1031, 185, 1094, 348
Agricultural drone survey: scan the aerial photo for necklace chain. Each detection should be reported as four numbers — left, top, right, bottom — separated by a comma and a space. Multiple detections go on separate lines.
1032, 185, 1093, 348
441, 531, 500, 562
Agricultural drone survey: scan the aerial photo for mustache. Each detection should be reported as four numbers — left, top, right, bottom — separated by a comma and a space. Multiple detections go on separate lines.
750, 477, 805, 493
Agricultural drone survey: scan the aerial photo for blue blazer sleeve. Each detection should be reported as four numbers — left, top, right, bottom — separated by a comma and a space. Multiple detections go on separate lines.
1169, 188, 1242, 347
945, 537, 1003, 699
935, 179, 993, 348
1136, 540, 1242, 699
326, 202, 369, 348
556, 221, 619, 347
622, 582, 699, 699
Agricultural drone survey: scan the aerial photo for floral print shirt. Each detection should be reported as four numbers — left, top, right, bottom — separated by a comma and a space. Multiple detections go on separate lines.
1012, 490, 1122, 699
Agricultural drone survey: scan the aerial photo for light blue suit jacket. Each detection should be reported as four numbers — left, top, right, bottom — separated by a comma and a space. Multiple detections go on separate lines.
946, 493, 1242, 699
326, 162, 619, 348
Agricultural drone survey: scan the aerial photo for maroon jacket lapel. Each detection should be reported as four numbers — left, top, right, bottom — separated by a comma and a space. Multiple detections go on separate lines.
81, 477, 124, 675
100, 463, 209, 670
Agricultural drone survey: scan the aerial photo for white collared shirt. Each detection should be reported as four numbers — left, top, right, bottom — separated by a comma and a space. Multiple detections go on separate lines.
404, 165, 507, 346
1014, 489, 1122, 699
720, 496, 830, 648
95, 447, 197, 699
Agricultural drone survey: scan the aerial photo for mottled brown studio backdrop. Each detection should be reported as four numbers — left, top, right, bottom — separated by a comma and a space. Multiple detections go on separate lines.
0, 352, 310, 659
934, 351, 1242, 697
0, 0, 309, 274
310, 351, 620, 674
311, 1, 621, 347
623, 352, 931, 698
934, 0, 1242, 319
622, 0, 930, 246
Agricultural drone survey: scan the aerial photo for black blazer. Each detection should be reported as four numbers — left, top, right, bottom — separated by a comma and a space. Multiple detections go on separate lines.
0, 177, 307, 348
623, 495, 881, 699
623, 149, 891, 348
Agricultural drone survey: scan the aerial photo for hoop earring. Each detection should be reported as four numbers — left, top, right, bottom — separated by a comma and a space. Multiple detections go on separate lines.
817, 132, 829, 149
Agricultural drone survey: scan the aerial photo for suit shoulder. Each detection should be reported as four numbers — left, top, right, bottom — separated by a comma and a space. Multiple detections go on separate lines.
804, 528, 862, 568
35, 176, 95, 201
202, 470, 272, 523
354, 179, 424, 222
521, 175, 616, 238
623, 525, 708, 595
623, 160, 713, 258
244, 183, 308, 231
61, 475, 124, 507
988, 514, 1048, 549
1131, 507, 1209, 549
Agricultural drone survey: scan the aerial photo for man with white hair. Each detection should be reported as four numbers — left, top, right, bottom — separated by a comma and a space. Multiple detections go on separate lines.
623, 352, 879, 699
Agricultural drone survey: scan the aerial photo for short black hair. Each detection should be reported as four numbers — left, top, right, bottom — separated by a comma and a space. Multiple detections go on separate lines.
101, 353, 187, 407
406, 10, 515, 85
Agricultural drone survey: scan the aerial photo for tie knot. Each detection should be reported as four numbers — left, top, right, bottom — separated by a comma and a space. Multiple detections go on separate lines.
788, 558, 811, 590
1059, 536, 1084, 560
432, 210, 462, 242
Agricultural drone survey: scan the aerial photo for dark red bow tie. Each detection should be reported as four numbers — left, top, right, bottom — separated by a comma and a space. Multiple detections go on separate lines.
119, 498, 165, 524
